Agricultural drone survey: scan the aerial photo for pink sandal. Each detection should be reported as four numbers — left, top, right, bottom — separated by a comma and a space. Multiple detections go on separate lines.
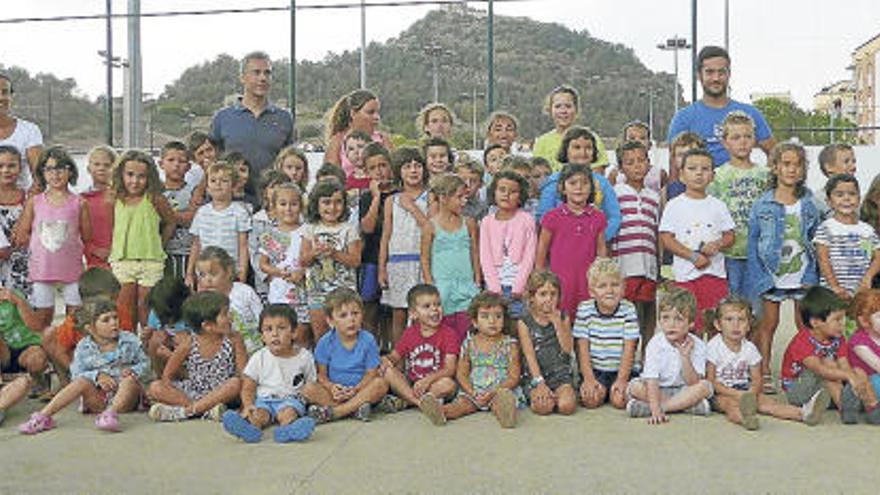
18, 412, 55, 435
94, 410, 121, 432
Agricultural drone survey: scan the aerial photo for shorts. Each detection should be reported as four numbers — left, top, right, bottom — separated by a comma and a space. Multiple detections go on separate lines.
626, 377, 714, 401
1, 345, 36, 373
78, 377, 146, 413
673, 275, 728, 332
254, 396, 306, 419
358, 263, 380, 302
460, 386, 527, 411
625, 277, 657, 303
111, 259, 165, 287
501, 285, 523, 319
762, 287, 808, 303
30, 281, 81, 309
783, 369, 824, 406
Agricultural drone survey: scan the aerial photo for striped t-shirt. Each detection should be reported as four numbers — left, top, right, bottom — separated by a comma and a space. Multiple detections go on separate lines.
572, 299, 640, 372
611, 184, 659, 281
813, 218, 880, 293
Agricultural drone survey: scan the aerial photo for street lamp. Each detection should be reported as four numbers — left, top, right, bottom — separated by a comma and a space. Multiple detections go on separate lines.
460, 89, 486, 150
639, 88, 658, 141
98, 50, 128, 146
423, 43, 453, 103
657, 36, 691, 115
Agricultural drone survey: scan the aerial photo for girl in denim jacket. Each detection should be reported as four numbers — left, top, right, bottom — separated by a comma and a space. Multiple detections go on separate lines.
746, 142, 820, 394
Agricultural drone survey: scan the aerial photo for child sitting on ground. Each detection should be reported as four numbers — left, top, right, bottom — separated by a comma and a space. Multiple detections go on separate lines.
147, 291, 247, 422
705, 295, 830, 430
575, 258, 641, 410
18, 298, 148, 434
518, 270, 577, 416
303, 288, 388, 423
626, 286, 714, 424
378, 284, 458, 422
222, 304, 317, 443
780, 286, 880, 424
427, 292, 523, 428
848, 289, 880, 409
143, 276, 191, 376
0, 286, 49, 422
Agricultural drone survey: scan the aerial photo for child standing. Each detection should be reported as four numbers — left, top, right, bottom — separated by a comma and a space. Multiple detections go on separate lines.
193, 247, 264, 355
222, 304, 317, 443
187, 161, 252, 287
454, 156, 488, 222
82, 145, 116, 270
814, 175, 880, 299
662, 131, 705, 206
303, 288, 388, 423
249, 169, 292, 301
705, 295, 831, 430
422, 174, 480, 339
301, 179, 362, 342
518, 271, 577, 415
19, 299, 148, 434
706, 112, 769, 299
379, 148, 429, 345
160, 141, 197, 278
532, 86, 610, 172
18, 146, 91, 329
429, 292, 522, 428
574, 259, 640, 409
818, 143, 857, 178
258, 183, 309, 344
536, 163, 607, 319
611, 140, 660, 353
659, 148, 735, 334
423, 137, 453, 178
480, 170, 536, 319
0, 145, 29, 296
780, 286, 880, 424
747, 142, 821, 392
273, 145, 309, 193
378, 285, 459, 421
147, 291, 246, 422
849, 289, 880, 404
343, 130, 371, 192
625, 287, 714, 424
418, 103, 454, 141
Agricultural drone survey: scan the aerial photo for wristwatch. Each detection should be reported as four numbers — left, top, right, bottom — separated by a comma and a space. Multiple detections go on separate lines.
530, 376, 545, 387
688, 250, 700, 263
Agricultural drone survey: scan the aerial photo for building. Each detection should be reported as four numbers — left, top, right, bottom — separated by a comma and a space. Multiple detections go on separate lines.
852, 33, 880, 143
813, 80, 857, 122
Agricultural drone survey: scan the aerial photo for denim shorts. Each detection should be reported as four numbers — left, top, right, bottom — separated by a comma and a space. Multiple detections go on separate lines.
501, 285, 523, 319
254, 396, 306, 419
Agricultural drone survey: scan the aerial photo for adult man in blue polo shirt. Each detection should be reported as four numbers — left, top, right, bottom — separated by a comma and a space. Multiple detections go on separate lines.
667, 46, 776, 166
210, 51, 293, 175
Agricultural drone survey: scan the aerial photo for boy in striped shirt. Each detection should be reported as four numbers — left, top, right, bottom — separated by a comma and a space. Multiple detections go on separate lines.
574, 258, 640, 409
611, 140, 660, 361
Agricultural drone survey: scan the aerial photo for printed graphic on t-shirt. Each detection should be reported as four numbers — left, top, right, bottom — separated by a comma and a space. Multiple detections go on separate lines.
777, 213, 803, 276
405, 342, 443, 381
39, 220, 68, 252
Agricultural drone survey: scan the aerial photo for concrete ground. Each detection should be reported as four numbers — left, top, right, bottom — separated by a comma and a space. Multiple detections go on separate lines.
1, 302, 878, 494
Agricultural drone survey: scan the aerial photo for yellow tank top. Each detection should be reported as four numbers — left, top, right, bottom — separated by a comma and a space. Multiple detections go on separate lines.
109, 196, 166, 261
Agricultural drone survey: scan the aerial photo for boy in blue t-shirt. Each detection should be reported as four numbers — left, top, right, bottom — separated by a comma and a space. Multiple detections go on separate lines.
303, 288, 388, 423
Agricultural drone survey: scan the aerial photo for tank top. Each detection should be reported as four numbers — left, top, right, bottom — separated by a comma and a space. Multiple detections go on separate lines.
29, 192, 83, 283
82, 189, 113, 268
430, 218, 478, 314
109, 196, 166, 262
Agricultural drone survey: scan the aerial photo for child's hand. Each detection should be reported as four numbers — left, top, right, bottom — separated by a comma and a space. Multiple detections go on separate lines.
610, 378, 628, 405
241, 404, 259, 421
379, 356, 394, 375
693, 253, 710, 270
579, 378, 604, 405
185, 274, 196, 290
647, 411, 669, 425
412, 378, 431, 398
474, 390, 495, 408
377, 265, 388, 289
548, 310, 564, 330
532, 382, 554, 407
700, 240, 722, 257
284, 269, 304, 284
331, 384, 348, 402
369, 178, 382, 197
92, 247, 111, 261
237, 269, 247, 283
677, 337, 694, 358
96, 373, 117, 393
120, 368, 136, 379
831, 284, 850, 301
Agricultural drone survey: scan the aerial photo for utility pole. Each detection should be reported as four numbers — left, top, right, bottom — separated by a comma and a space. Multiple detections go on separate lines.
487, 0, 494, 113
424, 43, 452, 103
125, 0, 143, 148
290, 0, 297, 134
691, 0, 698, 103
360, 0, 367, 88
657, 36, 691, 115
104, 0, 113, 145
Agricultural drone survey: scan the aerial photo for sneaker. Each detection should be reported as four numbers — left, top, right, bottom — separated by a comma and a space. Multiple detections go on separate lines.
840, 383, 861, 425
418, 394, 446, 426
626, 399, 652, 418
738, 392, 759, 430
687, 398, 711, 416
865, 404, 880, 425
801, 389, 831, 426
377, 394, 408, 414
353, 402, 372, 422
148, 403, 188, 422
307, 404, 334, 424
202, 403, 226, 422
273, 417, 316, 443
18, 412, 55, 435
221, 410, 262, 443
94, 410, 121, 432
493, 388, 517, 428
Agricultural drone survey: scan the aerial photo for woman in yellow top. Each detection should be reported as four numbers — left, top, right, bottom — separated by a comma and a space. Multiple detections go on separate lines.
531, 85, 610, 172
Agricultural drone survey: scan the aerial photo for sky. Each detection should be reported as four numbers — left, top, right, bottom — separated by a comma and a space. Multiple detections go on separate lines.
1, 0, 878, 110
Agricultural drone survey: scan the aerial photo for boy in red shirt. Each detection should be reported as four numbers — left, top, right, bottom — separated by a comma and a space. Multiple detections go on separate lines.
780, 286, 880, 424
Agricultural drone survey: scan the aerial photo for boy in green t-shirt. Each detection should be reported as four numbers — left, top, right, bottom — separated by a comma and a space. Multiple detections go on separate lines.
707, 111, 768, 301
0, 287, 49, 424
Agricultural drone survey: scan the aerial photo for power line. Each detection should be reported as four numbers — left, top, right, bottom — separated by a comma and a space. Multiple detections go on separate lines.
0, 0, 528, 24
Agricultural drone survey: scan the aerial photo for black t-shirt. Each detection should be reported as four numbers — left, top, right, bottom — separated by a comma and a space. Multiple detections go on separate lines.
358, 189, 395, 264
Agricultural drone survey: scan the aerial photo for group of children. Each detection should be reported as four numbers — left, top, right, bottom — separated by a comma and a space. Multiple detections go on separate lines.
2, 85, 880, 443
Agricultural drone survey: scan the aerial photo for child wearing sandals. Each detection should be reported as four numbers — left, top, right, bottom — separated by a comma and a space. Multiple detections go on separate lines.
0, 286, 50, 424
19, 299, 148, 434
378, 284, 459, 420
625, 287, 714, 424
423, 292, 523, 428
222, 304, 317, 443
704, 295, 830, 430
303, 288, 389, 423
848, 289, 880, 409
518, 270, 577, 416
147, 291, 246, 422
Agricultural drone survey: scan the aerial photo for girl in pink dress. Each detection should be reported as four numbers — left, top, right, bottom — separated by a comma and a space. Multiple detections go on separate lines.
535, 164, 607, 319
82, 145, 116, 269
17, 146, 91, 329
